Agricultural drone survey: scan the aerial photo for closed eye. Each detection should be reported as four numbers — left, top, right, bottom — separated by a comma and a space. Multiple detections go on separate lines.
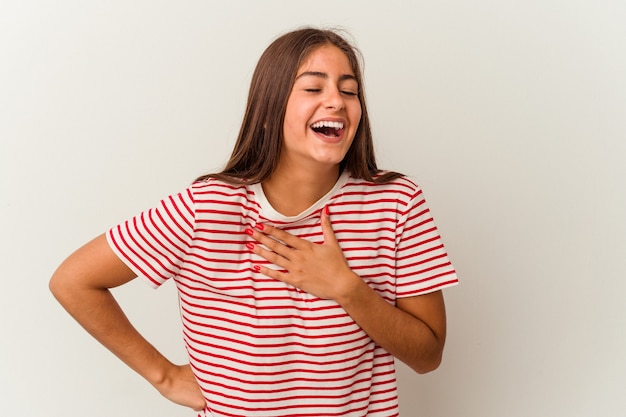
303, 88, 357, 95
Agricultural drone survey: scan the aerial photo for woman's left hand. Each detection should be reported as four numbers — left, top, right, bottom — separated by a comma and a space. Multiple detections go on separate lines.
246, 207, 359, 302
247, 207, 449, 374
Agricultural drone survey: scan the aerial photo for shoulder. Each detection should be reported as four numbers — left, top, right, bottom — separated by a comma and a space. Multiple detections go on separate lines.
191, 177, 252, 197
189, 178, 258, 212
346, 171, 422, 200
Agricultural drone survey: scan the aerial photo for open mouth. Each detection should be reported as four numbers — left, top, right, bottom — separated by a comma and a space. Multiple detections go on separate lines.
311, 120, 344, 138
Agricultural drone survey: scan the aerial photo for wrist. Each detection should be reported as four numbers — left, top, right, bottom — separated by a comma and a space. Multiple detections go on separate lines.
143, 356, 177, 390
335, 272, 369, 307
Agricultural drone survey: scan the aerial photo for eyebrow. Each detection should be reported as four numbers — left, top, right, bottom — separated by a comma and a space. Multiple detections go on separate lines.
295, 71, 357, 82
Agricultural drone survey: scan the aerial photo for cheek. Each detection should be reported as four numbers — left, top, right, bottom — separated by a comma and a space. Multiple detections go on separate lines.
351, 101, 362, 125
350, 107, 362, 134
283, 117, 307, 142
282, 111, 301, 139
284, 102, 312, 132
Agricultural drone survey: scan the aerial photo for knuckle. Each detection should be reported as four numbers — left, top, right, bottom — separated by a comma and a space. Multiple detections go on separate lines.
264, 238, 281, 252
264, 251, 279, 263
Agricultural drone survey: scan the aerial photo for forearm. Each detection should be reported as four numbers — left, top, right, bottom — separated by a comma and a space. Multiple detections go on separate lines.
246, 220, 448, 373
50, 234, 206, 410
338, 275, 445, 374
51, 280, 174, 387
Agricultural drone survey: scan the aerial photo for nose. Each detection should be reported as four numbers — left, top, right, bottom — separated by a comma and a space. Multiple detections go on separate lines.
324, 87, 345, 111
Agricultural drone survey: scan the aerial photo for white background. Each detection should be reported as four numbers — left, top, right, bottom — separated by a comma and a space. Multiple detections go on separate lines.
1, 1, 625, 416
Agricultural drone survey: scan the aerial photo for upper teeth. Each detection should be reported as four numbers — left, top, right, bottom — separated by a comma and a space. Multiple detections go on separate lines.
311, 121, 344, 130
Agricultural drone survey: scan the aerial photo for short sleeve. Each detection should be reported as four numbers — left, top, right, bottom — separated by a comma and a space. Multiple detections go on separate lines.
106, 187, 196, 288
395, 183, 459, 297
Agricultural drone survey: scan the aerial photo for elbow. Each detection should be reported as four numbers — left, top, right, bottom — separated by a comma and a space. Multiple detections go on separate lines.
49, 270, 67, 303
412, 352, 443, 374
49, 265, 77, 305
49, 269, 89, 316
49, 269, 61, 296
409, 343, 444, 374
414, 360, 441, 374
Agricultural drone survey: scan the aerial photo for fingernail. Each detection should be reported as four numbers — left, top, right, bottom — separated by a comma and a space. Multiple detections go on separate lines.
324, 205, 330, 215
255, 223, 265, 231
244, 229, 253, 236
246, 243, 254, 250
253, 265, 261, 272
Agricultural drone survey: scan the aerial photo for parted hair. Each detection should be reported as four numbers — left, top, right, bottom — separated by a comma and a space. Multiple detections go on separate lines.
198, 27, 400, 184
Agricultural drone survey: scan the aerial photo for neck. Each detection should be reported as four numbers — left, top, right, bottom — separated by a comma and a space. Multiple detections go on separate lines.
262, 162, 341, 217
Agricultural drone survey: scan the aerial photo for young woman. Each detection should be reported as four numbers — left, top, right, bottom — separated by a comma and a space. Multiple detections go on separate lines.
50, 28, 458, 416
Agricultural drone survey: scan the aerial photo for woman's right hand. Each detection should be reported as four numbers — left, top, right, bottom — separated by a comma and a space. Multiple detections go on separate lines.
155, 364, 206, 411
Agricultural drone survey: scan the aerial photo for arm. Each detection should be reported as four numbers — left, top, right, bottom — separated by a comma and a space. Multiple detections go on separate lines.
339, 283, 446, 373
49, 233, 206, 410
247, 210, 447, 374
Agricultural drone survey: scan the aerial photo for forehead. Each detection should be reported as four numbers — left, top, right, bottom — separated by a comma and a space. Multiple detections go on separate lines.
297, 44, 355, 76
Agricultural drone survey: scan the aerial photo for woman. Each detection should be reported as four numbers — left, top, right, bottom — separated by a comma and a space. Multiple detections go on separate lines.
50, 27, 458, 416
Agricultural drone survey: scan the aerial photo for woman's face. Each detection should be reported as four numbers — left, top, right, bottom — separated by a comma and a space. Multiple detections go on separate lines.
281, 44, 362, 172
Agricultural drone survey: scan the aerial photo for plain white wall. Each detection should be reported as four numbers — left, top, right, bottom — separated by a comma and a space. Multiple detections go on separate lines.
1, 1, 625, 416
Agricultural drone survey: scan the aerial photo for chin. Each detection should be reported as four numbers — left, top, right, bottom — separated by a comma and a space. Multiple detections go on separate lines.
313, 155, 347, 167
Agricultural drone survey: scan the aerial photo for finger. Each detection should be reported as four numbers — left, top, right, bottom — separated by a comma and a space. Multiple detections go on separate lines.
255, 224, 307, 250
246, 228, 291, 257
254, 264, 290, 284
248, 241, 291, 269
321, 205, 339, 246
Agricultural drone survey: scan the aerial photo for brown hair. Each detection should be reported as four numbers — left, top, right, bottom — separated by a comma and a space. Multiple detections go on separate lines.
198, 27, 400, 184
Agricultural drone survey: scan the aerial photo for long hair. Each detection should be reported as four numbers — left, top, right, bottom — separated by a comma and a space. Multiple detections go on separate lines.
198, 27, 400, 184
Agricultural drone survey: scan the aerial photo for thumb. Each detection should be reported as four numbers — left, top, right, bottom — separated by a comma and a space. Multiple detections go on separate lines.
321, 205, 338, 245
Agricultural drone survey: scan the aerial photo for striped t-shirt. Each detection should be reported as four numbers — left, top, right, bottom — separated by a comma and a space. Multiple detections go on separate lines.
107, 171, 458, 417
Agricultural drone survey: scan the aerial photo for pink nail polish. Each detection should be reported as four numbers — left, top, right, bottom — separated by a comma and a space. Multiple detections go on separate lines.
245, 229, 253, 236
255, 223, 265, 231
246, 243, 254, 250
324, 205, 330, 215
253, 265, 261, 272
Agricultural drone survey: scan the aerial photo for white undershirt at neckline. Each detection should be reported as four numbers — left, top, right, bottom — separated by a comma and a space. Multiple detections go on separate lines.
249, 171, 351, 223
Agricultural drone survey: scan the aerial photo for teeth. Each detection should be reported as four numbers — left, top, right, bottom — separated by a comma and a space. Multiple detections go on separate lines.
311, 120, 344, 130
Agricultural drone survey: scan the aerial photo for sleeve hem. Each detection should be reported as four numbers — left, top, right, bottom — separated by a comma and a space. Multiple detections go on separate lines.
105, 229, 162, 289
396, 275, 459, 298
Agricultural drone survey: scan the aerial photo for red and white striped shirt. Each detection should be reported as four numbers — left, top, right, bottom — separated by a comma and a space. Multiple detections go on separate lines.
107, 171, 458, 416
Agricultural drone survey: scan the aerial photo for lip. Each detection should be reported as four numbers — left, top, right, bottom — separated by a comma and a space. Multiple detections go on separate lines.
309, 117, 347, 143
310, 117, 346, 127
